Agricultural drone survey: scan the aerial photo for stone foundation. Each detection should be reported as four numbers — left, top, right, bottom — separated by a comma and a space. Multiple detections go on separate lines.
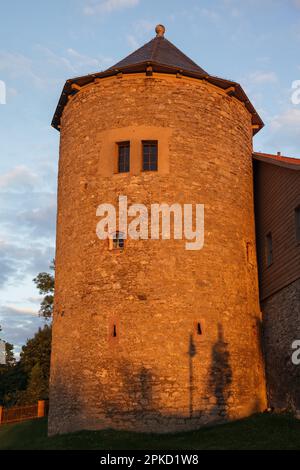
262, 278, 300, 410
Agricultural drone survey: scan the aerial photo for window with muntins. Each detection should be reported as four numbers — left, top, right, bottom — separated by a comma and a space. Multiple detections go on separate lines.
112, 231, 125, 250
117, 141, 130, 173
142, 140, 158, 171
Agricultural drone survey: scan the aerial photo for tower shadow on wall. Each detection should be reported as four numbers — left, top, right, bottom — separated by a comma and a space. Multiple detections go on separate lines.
207, 323, 232, 419
188, 333, 196, 418
103, 360, 154, 417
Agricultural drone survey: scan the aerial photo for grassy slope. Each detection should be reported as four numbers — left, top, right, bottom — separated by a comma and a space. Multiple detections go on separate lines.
1, 413, 300, 450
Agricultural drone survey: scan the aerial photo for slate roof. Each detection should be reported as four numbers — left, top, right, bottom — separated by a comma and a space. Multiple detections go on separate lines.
51, 28, 264, 133
110, 36, 207, 75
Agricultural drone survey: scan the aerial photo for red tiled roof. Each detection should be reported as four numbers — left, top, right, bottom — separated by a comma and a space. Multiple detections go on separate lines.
253, 152, 300, 170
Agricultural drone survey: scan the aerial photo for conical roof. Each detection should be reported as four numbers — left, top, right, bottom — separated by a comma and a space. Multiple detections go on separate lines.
51, 24, 264, 134
110, 33, 207, 75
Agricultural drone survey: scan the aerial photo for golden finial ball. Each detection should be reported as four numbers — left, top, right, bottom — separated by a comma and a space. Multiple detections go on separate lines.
155, 24, 166, 37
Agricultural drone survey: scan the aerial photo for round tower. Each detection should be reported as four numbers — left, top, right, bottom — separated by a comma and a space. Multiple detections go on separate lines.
48, 26, 267, 435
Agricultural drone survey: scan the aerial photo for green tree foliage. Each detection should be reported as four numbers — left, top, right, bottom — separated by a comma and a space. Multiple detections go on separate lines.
0, 326, 24, 406
0, 260, 54, 406
0, 325, 52, 406
33, 260, 55, 320
18, 325, 52, 404
5, 342, 16, 367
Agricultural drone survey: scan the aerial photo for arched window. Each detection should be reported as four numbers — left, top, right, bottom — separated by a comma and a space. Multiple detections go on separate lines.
109, 231, 125, 250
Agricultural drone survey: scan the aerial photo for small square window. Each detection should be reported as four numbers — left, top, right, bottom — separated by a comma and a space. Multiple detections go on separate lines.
142, 140, 158, 171
109, 231, 125, 251
117, 142, 130, 173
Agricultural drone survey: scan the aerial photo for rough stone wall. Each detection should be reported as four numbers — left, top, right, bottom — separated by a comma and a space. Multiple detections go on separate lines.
48, 74, 267, 435
262, 278, 300, 410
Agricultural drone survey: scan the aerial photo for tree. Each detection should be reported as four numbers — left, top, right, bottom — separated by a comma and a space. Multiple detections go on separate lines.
21, 363, 48, 403
0, 324, 15, 366
0, 327, 23, 406
5, 342, 15, 367
33, 260, 55, 320
18, 324, 52, 404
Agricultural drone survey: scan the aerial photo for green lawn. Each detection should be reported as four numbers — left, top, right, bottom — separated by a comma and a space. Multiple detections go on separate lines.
0, 413, 300, 450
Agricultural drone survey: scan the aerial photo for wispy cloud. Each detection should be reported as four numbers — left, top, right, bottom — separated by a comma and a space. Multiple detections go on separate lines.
126, 34, 140, 50
199, 7, 220, 22
126, 19, 156, 50
0, 166, 39, 192
84, 0, 139, 16
264, 108, 300, 155
3, 305, 38, 316
0, 240, 55, 289
270, 108, 300, 132
0, 305, 45, 357
36, 45, 113, 76
0, 46, 113, 93
248, 71, 278, 85
0, 51, 45, 88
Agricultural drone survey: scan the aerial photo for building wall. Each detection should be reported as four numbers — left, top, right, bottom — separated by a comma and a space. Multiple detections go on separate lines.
48, 73, 266, 435
254, 161, 300, 300
254, 160, 300, 410
262, 278, 300, 409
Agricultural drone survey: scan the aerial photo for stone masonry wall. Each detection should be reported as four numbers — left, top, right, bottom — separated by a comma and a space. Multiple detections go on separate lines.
262, 278, 300, 410
48, 73, 267, 435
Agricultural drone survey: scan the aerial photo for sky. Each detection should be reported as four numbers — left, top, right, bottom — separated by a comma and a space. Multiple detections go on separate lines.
0, 0, 299, 357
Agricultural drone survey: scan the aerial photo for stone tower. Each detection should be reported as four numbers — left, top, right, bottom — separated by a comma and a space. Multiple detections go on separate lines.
48, 26, 267, 435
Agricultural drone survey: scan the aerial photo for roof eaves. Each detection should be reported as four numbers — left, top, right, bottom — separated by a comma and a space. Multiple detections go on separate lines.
253, 152, 300, 170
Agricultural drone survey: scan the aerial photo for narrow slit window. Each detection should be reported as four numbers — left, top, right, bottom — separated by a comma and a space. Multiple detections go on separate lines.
142, 140, 158, 171
196, 322, 202, 335
295, 206, 300, 242
266, 232, 273, 267
117, 141, 130, 173
112, 324, 117, 338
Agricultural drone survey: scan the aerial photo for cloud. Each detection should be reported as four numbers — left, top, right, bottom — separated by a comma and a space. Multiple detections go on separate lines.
269, 108, 300, 133
36, 45, 113, 76
125, 19, 156, 50
0, 240, 55, 289
264, 108, 300, 155
199, 7, 221, 22
0, 46, 113, 93
0, 51, 45, 87
66, 48, 113, 72
0, 305, 45, 357
248, 71, 278, 85
17, 199, 57, 238
126, 34, 139, 50
84, 0, 139, 16
0, 166, 39, 192
3, 305, 38, 316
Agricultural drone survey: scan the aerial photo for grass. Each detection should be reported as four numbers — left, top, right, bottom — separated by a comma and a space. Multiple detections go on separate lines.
0, 413, 300, 450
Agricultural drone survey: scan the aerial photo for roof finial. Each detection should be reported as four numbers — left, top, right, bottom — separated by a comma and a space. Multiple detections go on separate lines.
155, 24, 165, 38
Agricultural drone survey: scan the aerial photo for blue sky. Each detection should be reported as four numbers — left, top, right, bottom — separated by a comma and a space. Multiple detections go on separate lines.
0, 0, 299, 356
